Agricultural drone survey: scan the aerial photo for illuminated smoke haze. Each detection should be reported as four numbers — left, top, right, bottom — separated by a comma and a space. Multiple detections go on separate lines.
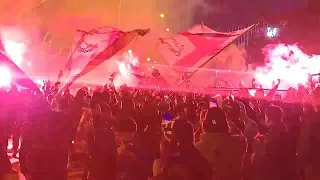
0, 0, 214, 81
254, 44, 320, 89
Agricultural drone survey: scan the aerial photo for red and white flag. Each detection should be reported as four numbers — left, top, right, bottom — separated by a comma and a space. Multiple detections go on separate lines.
157, 24, 256, 72
62, 27, 150, 87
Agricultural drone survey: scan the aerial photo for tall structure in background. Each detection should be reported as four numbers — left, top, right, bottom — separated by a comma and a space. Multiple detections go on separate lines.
226, 24, 259, 46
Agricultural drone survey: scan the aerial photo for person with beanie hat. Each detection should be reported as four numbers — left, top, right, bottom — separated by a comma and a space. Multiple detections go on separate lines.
195, 107, 247, 180
154, 120, 212, 180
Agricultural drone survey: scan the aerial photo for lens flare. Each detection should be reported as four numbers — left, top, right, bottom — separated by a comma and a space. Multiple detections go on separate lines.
0, 66, 12, 87
254, 44, 320, 89
3, 40, 26, 66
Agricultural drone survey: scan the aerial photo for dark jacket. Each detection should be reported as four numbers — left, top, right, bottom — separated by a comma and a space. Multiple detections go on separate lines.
254, 124, 296, 180
298, 111, 320, 180
90, 120, 117, 180
116, 133, 148, 180
195, 133, 247, 180
159, 145, 212, 180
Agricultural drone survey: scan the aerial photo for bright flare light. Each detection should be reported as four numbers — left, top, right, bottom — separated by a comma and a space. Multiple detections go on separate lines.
113, 52, 141, 86
254, 44, 320, 89
160, 14, 165, 18
3, 40, 26, 66
0, 66, 12, 87
266, 27, 279, 38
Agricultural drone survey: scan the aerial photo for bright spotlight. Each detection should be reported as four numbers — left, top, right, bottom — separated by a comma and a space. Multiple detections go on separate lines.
3, 40, 25, 66
266, 27, 279, 38
0, 66, 12, 87
128, 49, 132, 54
160, 14, 165, 18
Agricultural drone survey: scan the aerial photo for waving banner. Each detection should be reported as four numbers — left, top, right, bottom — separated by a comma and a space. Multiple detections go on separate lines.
157, 24, 255, 72
61, 27, 150, 87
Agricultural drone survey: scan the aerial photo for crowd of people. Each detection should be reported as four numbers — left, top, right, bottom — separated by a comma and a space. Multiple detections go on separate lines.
1, 78, 320, 180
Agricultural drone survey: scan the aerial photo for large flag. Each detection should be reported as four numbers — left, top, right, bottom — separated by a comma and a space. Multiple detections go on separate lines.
0, 36, 39, 91
63, 27, 150, 87
134, 73, 169, 88
157, 24, 256, 72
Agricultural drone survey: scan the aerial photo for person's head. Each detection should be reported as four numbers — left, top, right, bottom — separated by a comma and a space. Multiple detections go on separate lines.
224, 101, 241, 122
47, 94, 54, 105
202, 107, 229, 133
255, 89, 264, 99
114, 117, 137, 134
56, 96, 69, 111
312, 86, 320, 111
114, 117, 137, 142
171, 120, 194, 146
91, 91, 102, 109
74, 88, 87, 103
265, 105, 283, 127
273, 94, 282, 102
98, 102, 112, 119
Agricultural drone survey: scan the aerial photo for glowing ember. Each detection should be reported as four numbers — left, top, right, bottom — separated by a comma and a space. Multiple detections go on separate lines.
254, 44, 320, 89
0, 66, 12, 87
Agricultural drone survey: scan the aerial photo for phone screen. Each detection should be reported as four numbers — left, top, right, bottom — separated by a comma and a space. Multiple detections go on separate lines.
163, 112, 173, 121
209, 99, 218, 108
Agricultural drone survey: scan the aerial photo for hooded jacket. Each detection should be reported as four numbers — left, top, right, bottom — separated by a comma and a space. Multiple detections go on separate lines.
195, 132, 247, 180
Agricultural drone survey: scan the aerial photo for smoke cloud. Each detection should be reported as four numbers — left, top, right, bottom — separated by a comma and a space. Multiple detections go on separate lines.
0, 0, 219, 79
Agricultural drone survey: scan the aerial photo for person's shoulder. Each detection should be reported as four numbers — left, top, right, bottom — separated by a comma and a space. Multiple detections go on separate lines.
231, 134, 246, 142
231, 134, 247, 148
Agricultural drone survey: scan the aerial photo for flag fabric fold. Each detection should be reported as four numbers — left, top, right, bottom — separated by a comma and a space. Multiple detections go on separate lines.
134, 69, 169, 88
63, 27, 150, 87
157, 24, 256, 72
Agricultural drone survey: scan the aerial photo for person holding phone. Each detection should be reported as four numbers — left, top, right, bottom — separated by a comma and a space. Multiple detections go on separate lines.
209, 99, 218, 108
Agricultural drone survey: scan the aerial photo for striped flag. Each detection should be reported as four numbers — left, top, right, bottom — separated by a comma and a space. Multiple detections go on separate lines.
63, 27, 150, 87
157, 24, 256, 72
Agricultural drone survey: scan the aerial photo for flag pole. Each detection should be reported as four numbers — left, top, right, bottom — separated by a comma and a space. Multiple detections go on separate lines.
178, 23, 258, 86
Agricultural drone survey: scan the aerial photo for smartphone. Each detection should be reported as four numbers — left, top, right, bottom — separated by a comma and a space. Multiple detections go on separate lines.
163, 112, 173, 121
209, 99, 218, 108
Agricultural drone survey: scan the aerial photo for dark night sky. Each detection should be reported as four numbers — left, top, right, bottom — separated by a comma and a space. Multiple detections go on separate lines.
193, 0, 308, 29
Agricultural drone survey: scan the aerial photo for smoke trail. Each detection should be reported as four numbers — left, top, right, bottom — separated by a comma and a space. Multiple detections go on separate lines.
254, 44, 320, 89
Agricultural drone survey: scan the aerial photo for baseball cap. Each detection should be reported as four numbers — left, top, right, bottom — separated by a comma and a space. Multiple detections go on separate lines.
202, 107, 228, 133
